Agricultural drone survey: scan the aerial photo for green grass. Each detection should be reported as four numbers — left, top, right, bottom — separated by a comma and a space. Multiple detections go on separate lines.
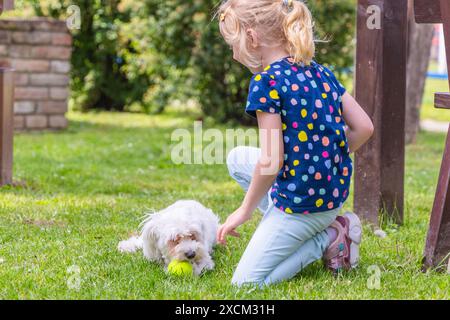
0, 110, 449, 299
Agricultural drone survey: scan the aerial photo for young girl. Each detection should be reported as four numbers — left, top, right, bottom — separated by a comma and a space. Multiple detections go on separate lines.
215, 0, 374, 287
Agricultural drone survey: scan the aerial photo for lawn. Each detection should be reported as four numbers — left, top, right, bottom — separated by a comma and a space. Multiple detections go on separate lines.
0, 110, 449, 299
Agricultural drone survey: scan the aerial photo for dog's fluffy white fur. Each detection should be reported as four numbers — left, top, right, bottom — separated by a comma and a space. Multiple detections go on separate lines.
118, 200, 220, 276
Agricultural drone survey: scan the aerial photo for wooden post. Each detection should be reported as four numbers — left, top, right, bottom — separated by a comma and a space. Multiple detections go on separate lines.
414, 0, 441, 24
354, 0, 408, 225
0, 0, 14, 186
423, 124, 450, 270
415, 0, 450, 271
0, 0, 14, 13
0, 68, 14, 185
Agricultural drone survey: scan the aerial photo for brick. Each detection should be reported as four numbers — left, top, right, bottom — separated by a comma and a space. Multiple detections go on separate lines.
0, 17, 67, 32
51, 60, 70, 73
30, 74, 70, 86
0, 18, 68, 32
32, 32, 53, 44
52, 33, 72, 46
50, 87, 69, 100
37, 101, 68, 114
10, 32, 26, 44
49, 115, 68, 129
25, 115, 48, 129
29, 19, 68, 32
14, 73, 29, 86
0, 20, 32, 31
0, 31, 11, 44
11, 59, 50, 72
0, 45, 8, 56
12, 31, 52, 44
0, 59, 11, 68
14, 116, 25, 130
30, 46, 72, 59
9, 45, 31, 58
14, 101, 35, 114
15, 87, 49, 100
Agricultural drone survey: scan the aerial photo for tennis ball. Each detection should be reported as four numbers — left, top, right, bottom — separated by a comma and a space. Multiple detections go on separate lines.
167, 259, 193, 276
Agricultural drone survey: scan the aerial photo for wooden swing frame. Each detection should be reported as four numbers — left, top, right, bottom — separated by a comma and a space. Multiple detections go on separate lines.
355, 0, 450, 270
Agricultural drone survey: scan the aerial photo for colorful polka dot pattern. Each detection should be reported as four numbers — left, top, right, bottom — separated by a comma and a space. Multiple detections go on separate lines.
245, 57, 353, 214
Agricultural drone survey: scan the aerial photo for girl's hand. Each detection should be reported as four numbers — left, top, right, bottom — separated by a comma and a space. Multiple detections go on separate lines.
217, 207, 252, 245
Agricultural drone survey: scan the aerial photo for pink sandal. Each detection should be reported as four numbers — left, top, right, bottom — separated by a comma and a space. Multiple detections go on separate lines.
340, 212, 362, 268
323, 220, 350, 274
323, 212, 362, 273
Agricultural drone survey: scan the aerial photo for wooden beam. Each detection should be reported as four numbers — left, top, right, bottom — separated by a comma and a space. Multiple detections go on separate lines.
418, 0, 450, 271
0, 67, 14, 186
414, 0, 441, 23
354, 0, 408, 225
435, 93, 450, 110
423, 125, 450, 270
0, 0, 14, 186
440, 0, 450, 90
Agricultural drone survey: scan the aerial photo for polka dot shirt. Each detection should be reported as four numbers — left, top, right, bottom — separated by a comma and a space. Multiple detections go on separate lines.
245, 56, 352, 214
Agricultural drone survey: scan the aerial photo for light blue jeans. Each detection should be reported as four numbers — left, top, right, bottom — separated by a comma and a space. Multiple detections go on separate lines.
226, 146, 340, 287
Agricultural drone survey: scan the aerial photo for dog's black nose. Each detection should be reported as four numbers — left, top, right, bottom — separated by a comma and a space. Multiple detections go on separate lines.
185, 250, 196, 259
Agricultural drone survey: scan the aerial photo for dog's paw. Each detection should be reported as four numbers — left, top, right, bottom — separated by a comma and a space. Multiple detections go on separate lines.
193, 257, 215, 276
204, 260, 215, 271
118, 236, 142, 253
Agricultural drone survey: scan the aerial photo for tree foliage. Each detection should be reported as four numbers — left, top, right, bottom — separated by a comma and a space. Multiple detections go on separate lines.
30, 0, 356, 121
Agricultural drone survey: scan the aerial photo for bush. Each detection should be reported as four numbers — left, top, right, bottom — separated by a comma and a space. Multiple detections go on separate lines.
143, 0, 356, 124
29, 0, 355, 120
29, 0, 159, 112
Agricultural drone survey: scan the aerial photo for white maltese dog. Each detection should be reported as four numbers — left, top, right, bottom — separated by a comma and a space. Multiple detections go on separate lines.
118, 200, 220, 276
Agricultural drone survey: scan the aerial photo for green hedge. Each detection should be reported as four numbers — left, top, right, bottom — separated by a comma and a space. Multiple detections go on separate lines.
191, 0, 356, 124
29, 0, 355, 122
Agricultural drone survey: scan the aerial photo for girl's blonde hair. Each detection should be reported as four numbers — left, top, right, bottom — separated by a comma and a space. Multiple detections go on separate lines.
216, 0, 315, 69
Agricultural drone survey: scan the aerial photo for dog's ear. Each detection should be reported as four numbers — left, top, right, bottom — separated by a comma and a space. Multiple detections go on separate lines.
141, 214, 163, 263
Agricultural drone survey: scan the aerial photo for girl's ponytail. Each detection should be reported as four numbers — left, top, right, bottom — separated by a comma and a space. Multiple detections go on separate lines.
282, 0, 315, 66
217, 0, 315, 68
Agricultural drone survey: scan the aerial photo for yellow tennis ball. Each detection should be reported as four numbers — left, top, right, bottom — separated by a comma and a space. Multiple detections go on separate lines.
167, 260, 193, 276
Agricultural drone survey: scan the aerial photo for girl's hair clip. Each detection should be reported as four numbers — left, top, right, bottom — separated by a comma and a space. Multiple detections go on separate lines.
282, 0, 294, 9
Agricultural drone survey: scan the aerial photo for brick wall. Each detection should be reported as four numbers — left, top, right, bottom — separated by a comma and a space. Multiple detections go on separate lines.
0, 18, 72, 131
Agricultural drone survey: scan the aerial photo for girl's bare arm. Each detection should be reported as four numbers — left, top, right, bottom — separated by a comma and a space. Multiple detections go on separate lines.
240, 112, 284, 214
217, 112, 284, 244
341, 92, 374, 153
